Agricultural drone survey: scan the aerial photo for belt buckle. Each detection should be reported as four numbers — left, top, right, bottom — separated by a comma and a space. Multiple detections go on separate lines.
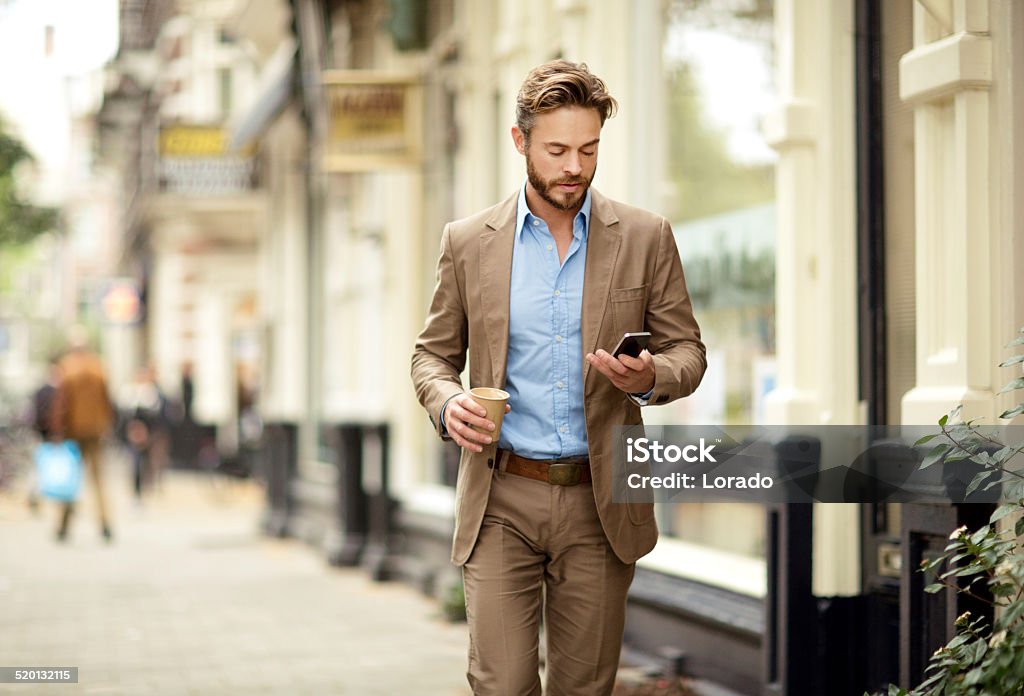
548, 462, 582, 486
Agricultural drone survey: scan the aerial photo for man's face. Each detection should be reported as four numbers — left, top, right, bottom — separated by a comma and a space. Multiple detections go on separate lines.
514, 106, 602, 212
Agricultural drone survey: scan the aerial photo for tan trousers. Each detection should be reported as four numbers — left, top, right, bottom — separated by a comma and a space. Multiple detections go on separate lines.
58, 438, 110, 534
462, 468, 635, 696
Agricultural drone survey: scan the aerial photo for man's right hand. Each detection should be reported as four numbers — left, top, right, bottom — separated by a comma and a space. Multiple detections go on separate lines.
443, 394, 510, 453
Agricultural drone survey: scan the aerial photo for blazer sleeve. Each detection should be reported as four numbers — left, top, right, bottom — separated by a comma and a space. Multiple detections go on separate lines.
410, 224, 470, 438
644, 217, 708, 406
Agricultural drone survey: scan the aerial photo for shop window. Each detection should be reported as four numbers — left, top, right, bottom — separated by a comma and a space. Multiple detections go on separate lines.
651, 0, 776, 562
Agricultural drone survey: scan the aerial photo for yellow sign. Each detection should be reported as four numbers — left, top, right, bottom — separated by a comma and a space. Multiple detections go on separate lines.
157, 125, 257, 193
159, 126, 228, 157
323, 71, 421, 171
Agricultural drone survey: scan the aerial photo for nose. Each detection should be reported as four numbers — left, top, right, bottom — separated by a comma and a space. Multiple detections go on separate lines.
564, 152, 582, 177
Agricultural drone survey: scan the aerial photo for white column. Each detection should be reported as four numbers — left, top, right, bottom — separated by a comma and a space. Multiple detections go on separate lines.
899, 0, 996, 425
262, 113, 308, 422
388, 170, 426, 496
193, 294, 233, 426
764, 0, 861, 596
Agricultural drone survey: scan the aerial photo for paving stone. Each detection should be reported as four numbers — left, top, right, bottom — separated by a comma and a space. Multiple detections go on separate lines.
0, 459, 471, 695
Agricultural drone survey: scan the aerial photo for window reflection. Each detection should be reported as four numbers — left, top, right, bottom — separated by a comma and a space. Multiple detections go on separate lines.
656, 0, 776, 560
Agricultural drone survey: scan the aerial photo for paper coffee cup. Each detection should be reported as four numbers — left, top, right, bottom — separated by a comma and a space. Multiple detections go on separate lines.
468, 387, 510, 442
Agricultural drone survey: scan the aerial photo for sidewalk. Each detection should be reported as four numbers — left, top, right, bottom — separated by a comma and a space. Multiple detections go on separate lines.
0, 453, 471, 695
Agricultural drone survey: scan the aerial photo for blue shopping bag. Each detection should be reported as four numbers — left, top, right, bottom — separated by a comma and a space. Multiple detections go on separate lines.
35, 441, 84, 502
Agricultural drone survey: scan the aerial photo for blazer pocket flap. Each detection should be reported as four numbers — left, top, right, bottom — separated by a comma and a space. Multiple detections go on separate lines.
610, 285, 647, 302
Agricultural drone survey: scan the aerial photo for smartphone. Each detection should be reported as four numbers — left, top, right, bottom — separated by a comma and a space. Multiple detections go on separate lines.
611, 332, 651, 359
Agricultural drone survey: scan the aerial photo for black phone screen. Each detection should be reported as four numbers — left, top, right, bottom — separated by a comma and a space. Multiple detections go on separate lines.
611, 332, 651, 358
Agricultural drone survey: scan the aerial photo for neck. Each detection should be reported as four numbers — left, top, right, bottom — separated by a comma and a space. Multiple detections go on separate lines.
524, 183, 581, 230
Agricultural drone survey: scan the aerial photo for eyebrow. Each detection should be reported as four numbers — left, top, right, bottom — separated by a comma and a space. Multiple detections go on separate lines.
544, 138, 601, 149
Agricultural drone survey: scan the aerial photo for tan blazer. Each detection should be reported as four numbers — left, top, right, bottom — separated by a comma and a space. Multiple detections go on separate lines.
411, 189, 706, 566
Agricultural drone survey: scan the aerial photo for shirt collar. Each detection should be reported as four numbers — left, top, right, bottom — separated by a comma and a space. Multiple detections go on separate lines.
515, 181, 592, 241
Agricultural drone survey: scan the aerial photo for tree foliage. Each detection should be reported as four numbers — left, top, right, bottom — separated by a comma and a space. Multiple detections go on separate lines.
664, 63, 774, 223
0, 118, 58, 246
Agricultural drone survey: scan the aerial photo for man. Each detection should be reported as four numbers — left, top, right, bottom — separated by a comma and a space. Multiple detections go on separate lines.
411, 60, 706, 695
52, 326, 115, 542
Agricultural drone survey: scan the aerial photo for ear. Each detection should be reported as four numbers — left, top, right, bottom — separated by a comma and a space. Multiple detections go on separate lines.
511, 126, 526, 155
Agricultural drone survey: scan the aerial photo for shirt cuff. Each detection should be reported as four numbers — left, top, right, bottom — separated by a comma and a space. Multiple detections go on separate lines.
439, 394, 461, 438
627, 388, 655, 407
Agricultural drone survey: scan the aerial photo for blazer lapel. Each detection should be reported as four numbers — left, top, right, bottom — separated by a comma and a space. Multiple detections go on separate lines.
582, 190, 621, 381
479, 192, 518, 387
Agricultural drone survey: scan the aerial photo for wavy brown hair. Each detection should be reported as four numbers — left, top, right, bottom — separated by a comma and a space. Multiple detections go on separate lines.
515, 60, 618, 143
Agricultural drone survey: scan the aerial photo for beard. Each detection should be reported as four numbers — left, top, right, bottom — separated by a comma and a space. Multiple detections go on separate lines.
526, 154, 593, 212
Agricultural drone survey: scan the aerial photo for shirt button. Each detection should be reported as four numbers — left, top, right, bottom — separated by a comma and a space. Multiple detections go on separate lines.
553, 289, 561, 297
546, 244, 553, 251
556, 381, 565, 389
560, 426, 568, 433
555, 335, 563, 343
532, 220, 540, 226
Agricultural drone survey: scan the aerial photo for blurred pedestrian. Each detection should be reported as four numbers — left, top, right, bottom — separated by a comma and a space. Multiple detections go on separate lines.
119, 365, 171, 501
26, 356, 63, 513
411, 61, 706, 694
180, 361, 194, 423
51, 326, 115, 542
31, 357, 61, 441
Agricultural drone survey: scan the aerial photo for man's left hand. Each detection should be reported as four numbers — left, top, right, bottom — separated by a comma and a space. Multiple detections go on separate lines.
586, 349, 655, 395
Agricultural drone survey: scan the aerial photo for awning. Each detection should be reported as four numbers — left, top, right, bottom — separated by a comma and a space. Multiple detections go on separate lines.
228, 39, 298, 152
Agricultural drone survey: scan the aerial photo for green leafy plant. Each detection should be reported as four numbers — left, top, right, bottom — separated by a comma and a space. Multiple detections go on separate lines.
440, 577, 467, 623
874, 328, 1024, 695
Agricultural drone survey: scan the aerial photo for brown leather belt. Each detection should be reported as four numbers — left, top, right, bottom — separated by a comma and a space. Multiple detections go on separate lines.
496, 449, 592, 486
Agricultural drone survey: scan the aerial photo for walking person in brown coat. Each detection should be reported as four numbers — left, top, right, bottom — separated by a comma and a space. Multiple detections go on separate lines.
51, 326, 115, 542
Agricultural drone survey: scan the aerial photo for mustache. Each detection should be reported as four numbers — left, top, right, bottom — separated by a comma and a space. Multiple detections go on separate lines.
551, 177, 588, 186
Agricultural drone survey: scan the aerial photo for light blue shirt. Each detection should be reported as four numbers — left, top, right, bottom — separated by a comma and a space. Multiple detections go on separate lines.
497, 184, 591, 458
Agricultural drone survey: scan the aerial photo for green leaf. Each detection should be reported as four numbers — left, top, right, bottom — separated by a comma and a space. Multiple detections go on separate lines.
990, 582, 1015, 597
939, 414, 949, 427
969, 638, 987, 663
921, 443, 951, 469
966, 470, 990, 498
1000, 353, 1024, 367
924, 582, 945, 594
1006, 336, 1024, 347
998, 377, 1024, 394
1008, 481, 1024, 501
915, 433, 940, 446
1016, 516, 1024, 538
992, 447, 1016, 465
970, 451, 994, 467
985, 477, 1005, 492
999, 404, 1024, 420
990, 503, 1021, 523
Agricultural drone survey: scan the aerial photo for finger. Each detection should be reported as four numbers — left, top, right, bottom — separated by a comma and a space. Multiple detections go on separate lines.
592, 350, 629, 375
617, 354, 645, 371
452, 402, 494, 431
453, 419, 491, 448
504, 404, 511, 413
453, 431, 483, 453
455, 418, 494, 444
585, 353, 615, 380
456, 395, 488, 418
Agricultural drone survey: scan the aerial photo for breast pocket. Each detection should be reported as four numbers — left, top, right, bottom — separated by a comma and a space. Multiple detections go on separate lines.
610, 285, 648, 336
